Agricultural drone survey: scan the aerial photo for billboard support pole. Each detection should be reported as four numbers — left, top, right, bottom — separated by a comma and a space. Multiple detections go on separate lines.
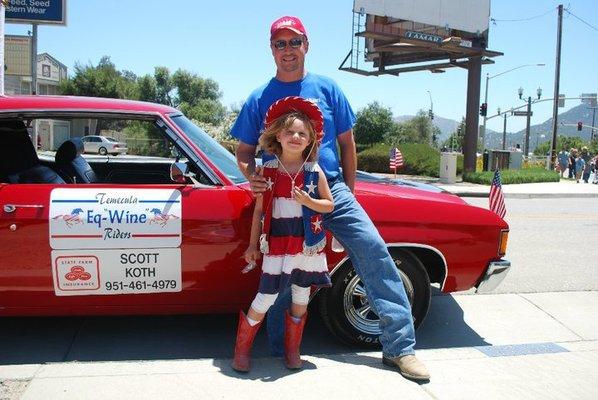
464, 56, 482, 173
31, 24, 38, 95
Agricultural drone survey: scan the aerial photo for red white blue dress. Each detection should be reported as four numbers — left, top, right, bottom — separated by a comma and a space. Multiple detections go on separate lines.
258, 170, 331, 295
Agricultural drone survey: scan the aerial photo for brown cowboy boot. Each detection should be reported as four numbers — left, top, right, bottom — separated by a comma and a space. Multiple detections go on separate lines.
284, 311, 307, 369
231, 310, 262, 372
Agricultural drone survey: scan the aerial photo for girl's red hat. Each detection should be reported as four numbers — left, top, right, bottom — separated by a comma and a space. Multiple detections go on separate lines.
264, 96, 324, 143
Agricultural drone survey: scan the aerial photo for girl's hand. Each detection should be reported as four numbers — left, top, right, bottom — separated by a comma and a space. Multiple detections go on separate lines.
244, 244, 261, 264
292, 186, 312, 206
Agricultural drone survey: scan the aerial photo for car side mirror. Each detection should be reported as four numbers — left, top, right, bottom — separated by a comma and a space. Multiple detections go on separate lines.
170, 162, 189, 183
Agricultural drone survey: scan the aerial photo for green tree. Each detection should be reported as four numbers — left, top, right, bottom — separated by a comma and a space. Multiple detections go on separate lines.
354, 101, 397, 146
432, 126, 441, 148
59, 56, 137, 99
403, 110, 433, 144
442, 117, 466, 151
138, 67, 226, 125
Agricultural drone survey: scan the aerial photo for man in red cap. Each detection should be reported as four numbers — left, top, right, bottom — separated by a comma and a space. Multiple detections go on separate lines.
230, 15, 430, 381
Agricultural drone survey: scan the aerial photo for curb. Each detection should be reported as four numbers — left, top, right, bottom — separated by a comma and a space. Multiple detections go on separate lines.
450, 191, 598, 199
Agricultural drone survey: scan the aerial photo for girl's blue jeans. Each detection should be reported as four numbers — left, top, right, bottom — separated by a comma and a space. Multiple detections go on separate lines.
266, 178, 416, 358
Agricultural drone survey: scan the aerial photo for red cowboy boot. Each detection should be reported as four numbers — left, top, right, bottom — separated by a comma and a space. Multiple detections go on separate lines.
284, 311, 307, 369
232, 310, 262, 372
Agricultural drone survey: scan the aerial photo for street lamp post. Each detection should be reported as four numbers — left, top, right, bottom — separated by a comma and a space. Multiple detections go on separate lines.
518, 87, 542, 156
482, 63, 545, 150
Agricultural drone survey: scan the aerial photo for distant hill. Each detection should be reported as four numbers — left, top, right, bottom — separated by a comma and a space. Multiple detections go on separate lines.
485, 103, 596, 150
395, 114, 459, 144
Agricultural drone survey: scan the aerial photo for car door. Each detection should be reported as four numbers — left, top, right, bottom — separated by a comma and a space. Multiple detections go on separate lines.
0, 183, 57, 314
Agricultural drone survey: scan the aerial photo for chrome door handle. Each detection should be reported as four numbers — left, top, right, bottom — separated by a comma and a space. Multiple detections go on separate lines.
3, 204, 44, 213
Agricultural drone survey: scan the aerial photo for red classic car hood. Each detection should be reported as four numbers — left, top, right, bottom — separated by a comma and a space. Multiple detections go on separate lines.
355, 180, 467, 205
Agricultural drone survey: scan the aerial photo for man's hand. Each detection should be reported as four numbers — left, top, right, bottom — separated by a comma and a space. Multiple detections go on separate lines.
249, 166, 268, 196
236, 142, 268, 196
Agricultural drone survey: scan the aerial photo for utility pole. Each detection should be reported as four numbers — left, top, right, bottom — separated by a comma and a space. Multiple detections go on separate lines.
31, 24, 38, 95
524, 96, 532, 155
502, 113, 507, 150
549, 4, 563, 170
590, 107, 596, 141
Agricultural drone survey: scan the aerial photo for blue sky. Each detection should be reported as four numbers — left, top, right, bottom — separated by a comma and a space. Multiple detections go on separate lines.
5, 0, 598, 133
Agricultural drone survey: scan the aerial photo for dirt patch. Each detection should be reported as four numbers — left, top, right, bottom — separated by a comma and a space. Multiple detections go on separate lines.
0, 380, 30, 400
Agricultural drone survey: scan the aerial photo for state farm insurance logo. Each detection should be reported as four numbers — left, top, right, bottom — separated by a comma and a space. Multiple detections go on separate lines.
55, 256, 100, 291
65, 266, 92, 281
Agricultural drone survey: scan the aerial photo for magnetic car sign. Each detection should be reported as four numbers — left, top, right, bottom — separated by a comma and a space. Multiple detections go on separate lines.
51, 249, 182, 296
49, 189, 182, 249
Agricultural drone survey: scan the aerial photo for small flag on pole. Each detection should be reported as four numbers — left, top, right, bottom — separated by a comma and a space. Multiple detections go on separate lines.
489, 170, 506, 218
389, 147, 404, 170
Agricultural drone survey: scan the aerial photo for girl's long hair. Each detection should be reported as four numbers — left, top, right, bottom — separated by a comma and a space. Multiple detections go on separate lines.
259, 111, 319, 162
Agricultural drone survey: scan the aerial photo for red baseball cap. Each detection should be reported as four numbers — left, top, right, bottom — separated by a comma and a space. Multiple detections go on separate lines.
270, 16, 308, 39
264, 96, 324, 143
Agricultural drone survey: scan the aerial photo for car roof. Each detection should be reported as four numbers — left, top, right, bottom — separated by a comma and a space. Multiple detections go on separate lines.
0, 95, 178, 114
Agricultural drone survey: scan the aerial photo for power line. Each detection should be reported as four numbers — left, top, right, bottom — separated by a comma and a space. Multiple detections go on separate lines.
565, 9, 598, 32
490, 7, 554, 24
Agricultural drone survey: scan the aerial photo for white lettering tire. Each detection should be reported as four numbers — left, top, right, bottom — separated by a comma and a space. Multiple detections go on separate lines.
318, 249, 431, 347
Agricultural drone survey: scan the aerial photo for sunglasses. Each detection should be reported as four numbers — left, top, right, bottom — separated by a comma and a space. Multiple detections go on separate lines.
272, 37, 304, 50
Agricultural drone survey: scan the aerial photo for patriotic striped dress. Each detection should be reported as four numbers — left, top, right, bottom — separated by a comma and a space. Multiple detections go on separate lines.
258, 170, 332, 295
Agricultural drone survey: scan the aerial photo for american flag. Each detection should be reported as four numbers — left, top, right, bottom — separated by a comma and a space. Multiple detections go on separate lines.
489, 170, 506, 218
389, 147, 404, 170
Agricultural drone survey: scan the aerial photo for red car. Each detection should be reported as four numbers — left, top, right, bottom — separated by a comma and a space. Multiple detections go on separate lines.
0, 96, 510, 346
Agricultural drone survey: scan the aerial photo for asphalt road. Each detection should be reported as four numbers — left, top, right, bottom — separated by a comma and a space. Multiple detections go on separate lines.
464, 197, 598, 293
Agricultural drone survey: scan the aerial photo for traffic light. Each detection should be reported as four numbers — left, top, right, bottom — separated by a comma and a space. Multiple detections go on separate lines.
428, 109, 434, 120
480, 103, 487, 116
577, 122, 583, 131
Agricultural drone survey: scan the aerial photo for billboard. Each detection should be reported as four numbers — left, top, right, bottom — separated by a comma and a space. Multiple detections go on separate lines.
4, 35, 32, 76
5, 0, 66, 25
354, 0, 489, 36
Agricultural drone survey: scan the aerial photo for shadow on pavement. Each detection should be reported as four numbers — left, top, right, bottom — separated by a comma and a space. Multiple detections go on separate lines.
415, 290, 490, 349
0, 291, 487, 366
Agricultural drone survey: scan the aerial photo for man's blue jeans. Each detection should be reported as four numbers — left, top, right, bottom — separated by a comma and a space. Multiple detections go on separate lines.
266, 178, 416, 358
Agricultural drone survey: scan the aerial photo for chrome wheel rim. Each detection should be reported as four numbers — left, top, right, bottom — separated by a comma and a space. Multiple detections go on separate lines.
342, 260, 415, 335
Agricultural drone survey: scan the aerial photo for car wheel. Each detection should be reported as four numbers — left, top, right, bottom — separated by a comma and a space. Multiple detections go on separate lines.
98, 147, 107, 155
318, 249, 431, 347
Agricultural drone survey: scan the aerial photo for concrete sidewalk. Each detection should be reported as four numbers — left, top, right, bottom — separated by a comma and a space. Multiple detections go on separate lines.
2, 291, 597, 399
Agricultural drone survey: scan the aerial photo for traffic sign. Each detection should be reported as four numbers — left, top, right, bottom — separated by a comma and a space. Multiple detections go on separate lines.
512, 111, 533, 117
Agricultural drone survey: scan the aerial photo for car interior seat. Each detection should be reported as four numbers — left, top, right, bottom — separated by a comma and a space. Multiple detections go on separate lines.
0, 120, 65, 184
55, 138, 98, 183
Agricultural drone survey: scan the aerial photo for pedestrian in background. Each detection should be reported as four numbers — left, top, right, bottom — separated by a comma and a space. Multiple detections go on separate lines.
568, 148, 577, 179
575, 153, 585, 183
557, 147, 569, 178
580, 146, 592, 183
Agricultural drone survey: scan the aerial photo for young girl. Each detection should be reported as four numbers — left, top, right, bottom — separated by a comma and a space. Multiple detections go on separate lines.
232, 96, 334, 372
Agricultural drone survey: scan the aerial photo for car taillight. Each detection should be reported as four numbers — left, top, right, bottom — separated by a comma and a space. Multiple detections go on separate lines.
498, 230, 509, 257
114, 144, 121, 148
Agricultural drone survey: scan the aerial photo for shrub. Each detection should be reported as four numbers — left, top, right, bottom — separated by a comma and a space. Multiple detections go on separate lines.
357, 143, 461, 177
463, 167, 560, 184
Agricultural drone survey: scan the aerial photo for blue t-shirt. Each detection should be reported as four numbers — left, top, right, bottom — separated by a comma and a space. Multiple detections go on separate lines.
230, 72, 356, 179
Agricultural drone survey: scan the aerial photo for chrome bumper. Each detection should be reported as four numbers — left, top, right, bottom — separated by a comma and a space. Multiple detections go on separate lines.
475, 260, 511, 293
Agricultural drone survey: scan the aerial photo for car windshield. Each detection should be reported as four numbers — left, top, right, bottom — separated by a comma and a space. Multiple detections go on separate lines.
170, 115, 246, 184
105, 137, 118, 142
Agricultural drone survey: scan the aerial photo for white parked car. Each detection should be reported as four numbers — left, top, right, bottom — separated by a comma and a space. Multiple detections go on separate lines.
81, 135, 127, 155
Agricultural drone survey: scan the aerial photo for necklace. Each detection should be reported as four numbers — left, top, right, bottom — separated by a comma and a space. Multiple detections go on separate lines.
274, 141, 316, 198
275, 155, 308, 198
